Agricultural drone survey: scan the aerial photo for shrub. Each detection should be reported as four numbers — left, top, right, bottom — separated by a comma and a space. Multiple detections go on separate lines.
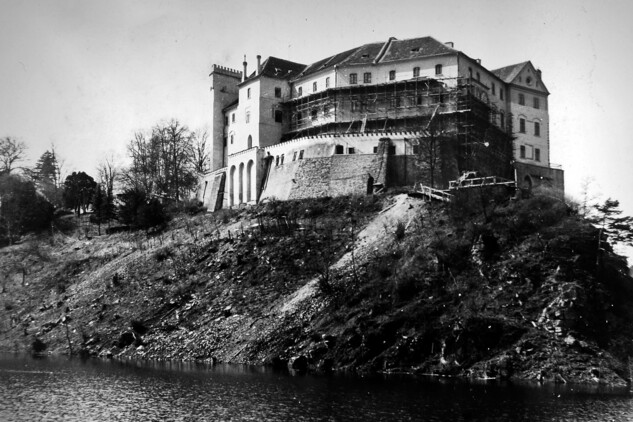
131, 319, 148, 335
32, 338, 47, 354
394, 220, 406, 241
154, 246, 174, 262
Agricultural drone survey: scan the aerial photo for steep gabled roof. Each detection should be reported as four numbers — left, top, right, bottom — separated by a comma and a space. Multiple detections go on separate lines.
295, 36, 456, 80
380, 36, 457, 62
249, 56, 306, 80
491, 61, 530, 84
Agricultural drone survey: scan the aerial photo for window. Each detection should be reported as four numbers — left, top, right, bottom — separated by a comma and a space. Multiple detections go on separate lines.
349, 73, 357, 84
416, 95, 423, 105
492, 83, 496, 95
325, 77, 330, 88
247, 88, 251, 99
413, 67, 420, 78
534, 121, 540, 136
246, 111, 250, 123
313, 81, 317, 92
520, 145, 526, 159
232, 113, 235, 123
533, 96, 540, 109
351, 100, 359, 112
373, 146, 378, 154
280, 154, 284, 165
412, 145, 420, 155
230, 134, 234, 144
535, 148, 541, 162
311, 108, 317, 120
274, 110, 283, 123
500, 112, 505, 129
519, 118, 526, 133
275, 87, 281, 98
348, 147, 355, 154
299, 150, 304, 159
363, 72, 372, 83
518, 93, 525, 105
435, 64, 442, 75
335, 145, 344, 154
293, 151, 297, 161
476, 72, 480, 81
389, 70, 396, 81
247, 135, 252, 149
500, 88, 504, 100
275, 156, 279, 166
388, 145, 396, 155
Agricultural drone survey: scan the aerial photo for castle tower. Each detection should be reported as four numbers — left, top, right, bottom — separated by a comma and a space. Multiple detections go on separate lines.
209, 65, 242, 171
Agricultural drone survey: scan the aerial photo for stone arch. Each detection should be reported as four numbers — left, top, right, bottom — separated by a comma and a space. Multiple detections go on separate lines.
246, 160, 254, 202
239, 162, 245, 204
229, 165, 236, 207
523, 175, 533, 191
247, 135, 253, 149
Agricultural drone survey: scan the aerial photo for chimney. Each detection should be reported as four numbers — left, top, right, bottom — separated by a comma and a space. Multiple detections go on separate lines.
445, 41, 454, 48
242, 55, 247, 82
257, 55, 262, 75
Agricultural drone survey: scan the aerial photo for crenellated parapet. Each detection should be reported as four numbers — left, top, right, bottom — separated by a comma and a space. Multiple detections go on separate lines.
209, 64, 242, 79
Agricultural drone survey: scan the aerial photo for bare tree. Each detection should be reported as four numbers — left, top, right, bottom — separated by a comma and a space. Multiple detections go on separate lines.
192, 129, 211, 175
124, 119, 197, 202
0, 137, 27, 175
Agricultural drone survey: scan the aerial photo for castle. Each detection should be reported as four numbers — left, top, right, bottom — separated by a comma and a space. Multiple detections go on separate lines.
199, 36, 564, 210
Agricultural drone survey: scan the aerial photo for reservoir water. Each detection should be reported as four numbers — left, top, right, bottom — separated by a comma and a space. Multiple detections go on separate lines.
1, 354, 632, 421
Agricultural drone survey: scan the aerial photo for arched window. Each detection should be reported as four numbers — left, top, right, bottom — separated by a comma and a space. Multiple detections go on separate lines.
435, 64, 442, 75
229, 166, 236, 207
238, 163, 244, 204
335, 145, 344, 154
247, 135, 252, 149
246, 160, 254, 202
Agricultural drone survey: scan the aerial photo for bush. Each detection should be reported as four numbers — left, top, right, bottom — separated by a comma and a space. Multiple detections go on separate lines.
118, 188, 170, 231
131, 319, 148, 335
32, 338, 47, 354
154, 245, 174, 262
394, 220, 406, 241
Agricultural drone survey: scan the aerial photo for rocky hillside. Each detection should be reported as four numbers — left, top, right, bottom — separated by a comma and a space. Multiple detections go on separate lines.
1, 190, 632, 386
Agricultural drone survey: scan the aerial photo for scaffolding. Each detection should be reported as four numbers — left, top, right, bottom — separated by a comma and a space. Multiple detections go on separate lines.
280, 76, 515, 183
282, 77, 509, 138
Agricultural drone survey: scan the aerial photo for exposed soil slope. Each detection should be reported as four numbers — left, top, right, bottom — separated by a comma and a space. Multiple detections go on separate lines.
1, 192, 632, 386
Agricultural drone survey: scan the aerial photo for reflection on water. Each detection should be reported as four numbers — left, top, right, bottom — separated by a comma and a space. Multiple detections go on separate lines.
1, 354, 632, 421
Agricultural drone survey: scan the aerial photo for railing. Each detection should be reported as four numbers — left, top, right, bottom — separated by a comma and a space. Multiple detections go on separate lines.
414, 183, 453, 202
449, 176, 516, 190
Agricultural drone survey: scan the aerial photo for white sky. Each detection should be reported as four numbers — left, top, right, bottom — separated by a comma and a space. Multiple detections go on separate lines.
1, 0, 633, 257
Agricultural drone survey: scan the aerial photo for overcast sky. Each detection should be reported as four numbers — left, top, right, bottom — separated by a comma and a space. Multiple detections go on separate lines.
2, 0, 632, 254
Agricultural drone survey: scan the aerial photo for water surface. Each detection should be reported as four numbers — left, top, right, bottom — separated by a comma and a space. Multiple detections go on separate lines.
1, 354, 632, 421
